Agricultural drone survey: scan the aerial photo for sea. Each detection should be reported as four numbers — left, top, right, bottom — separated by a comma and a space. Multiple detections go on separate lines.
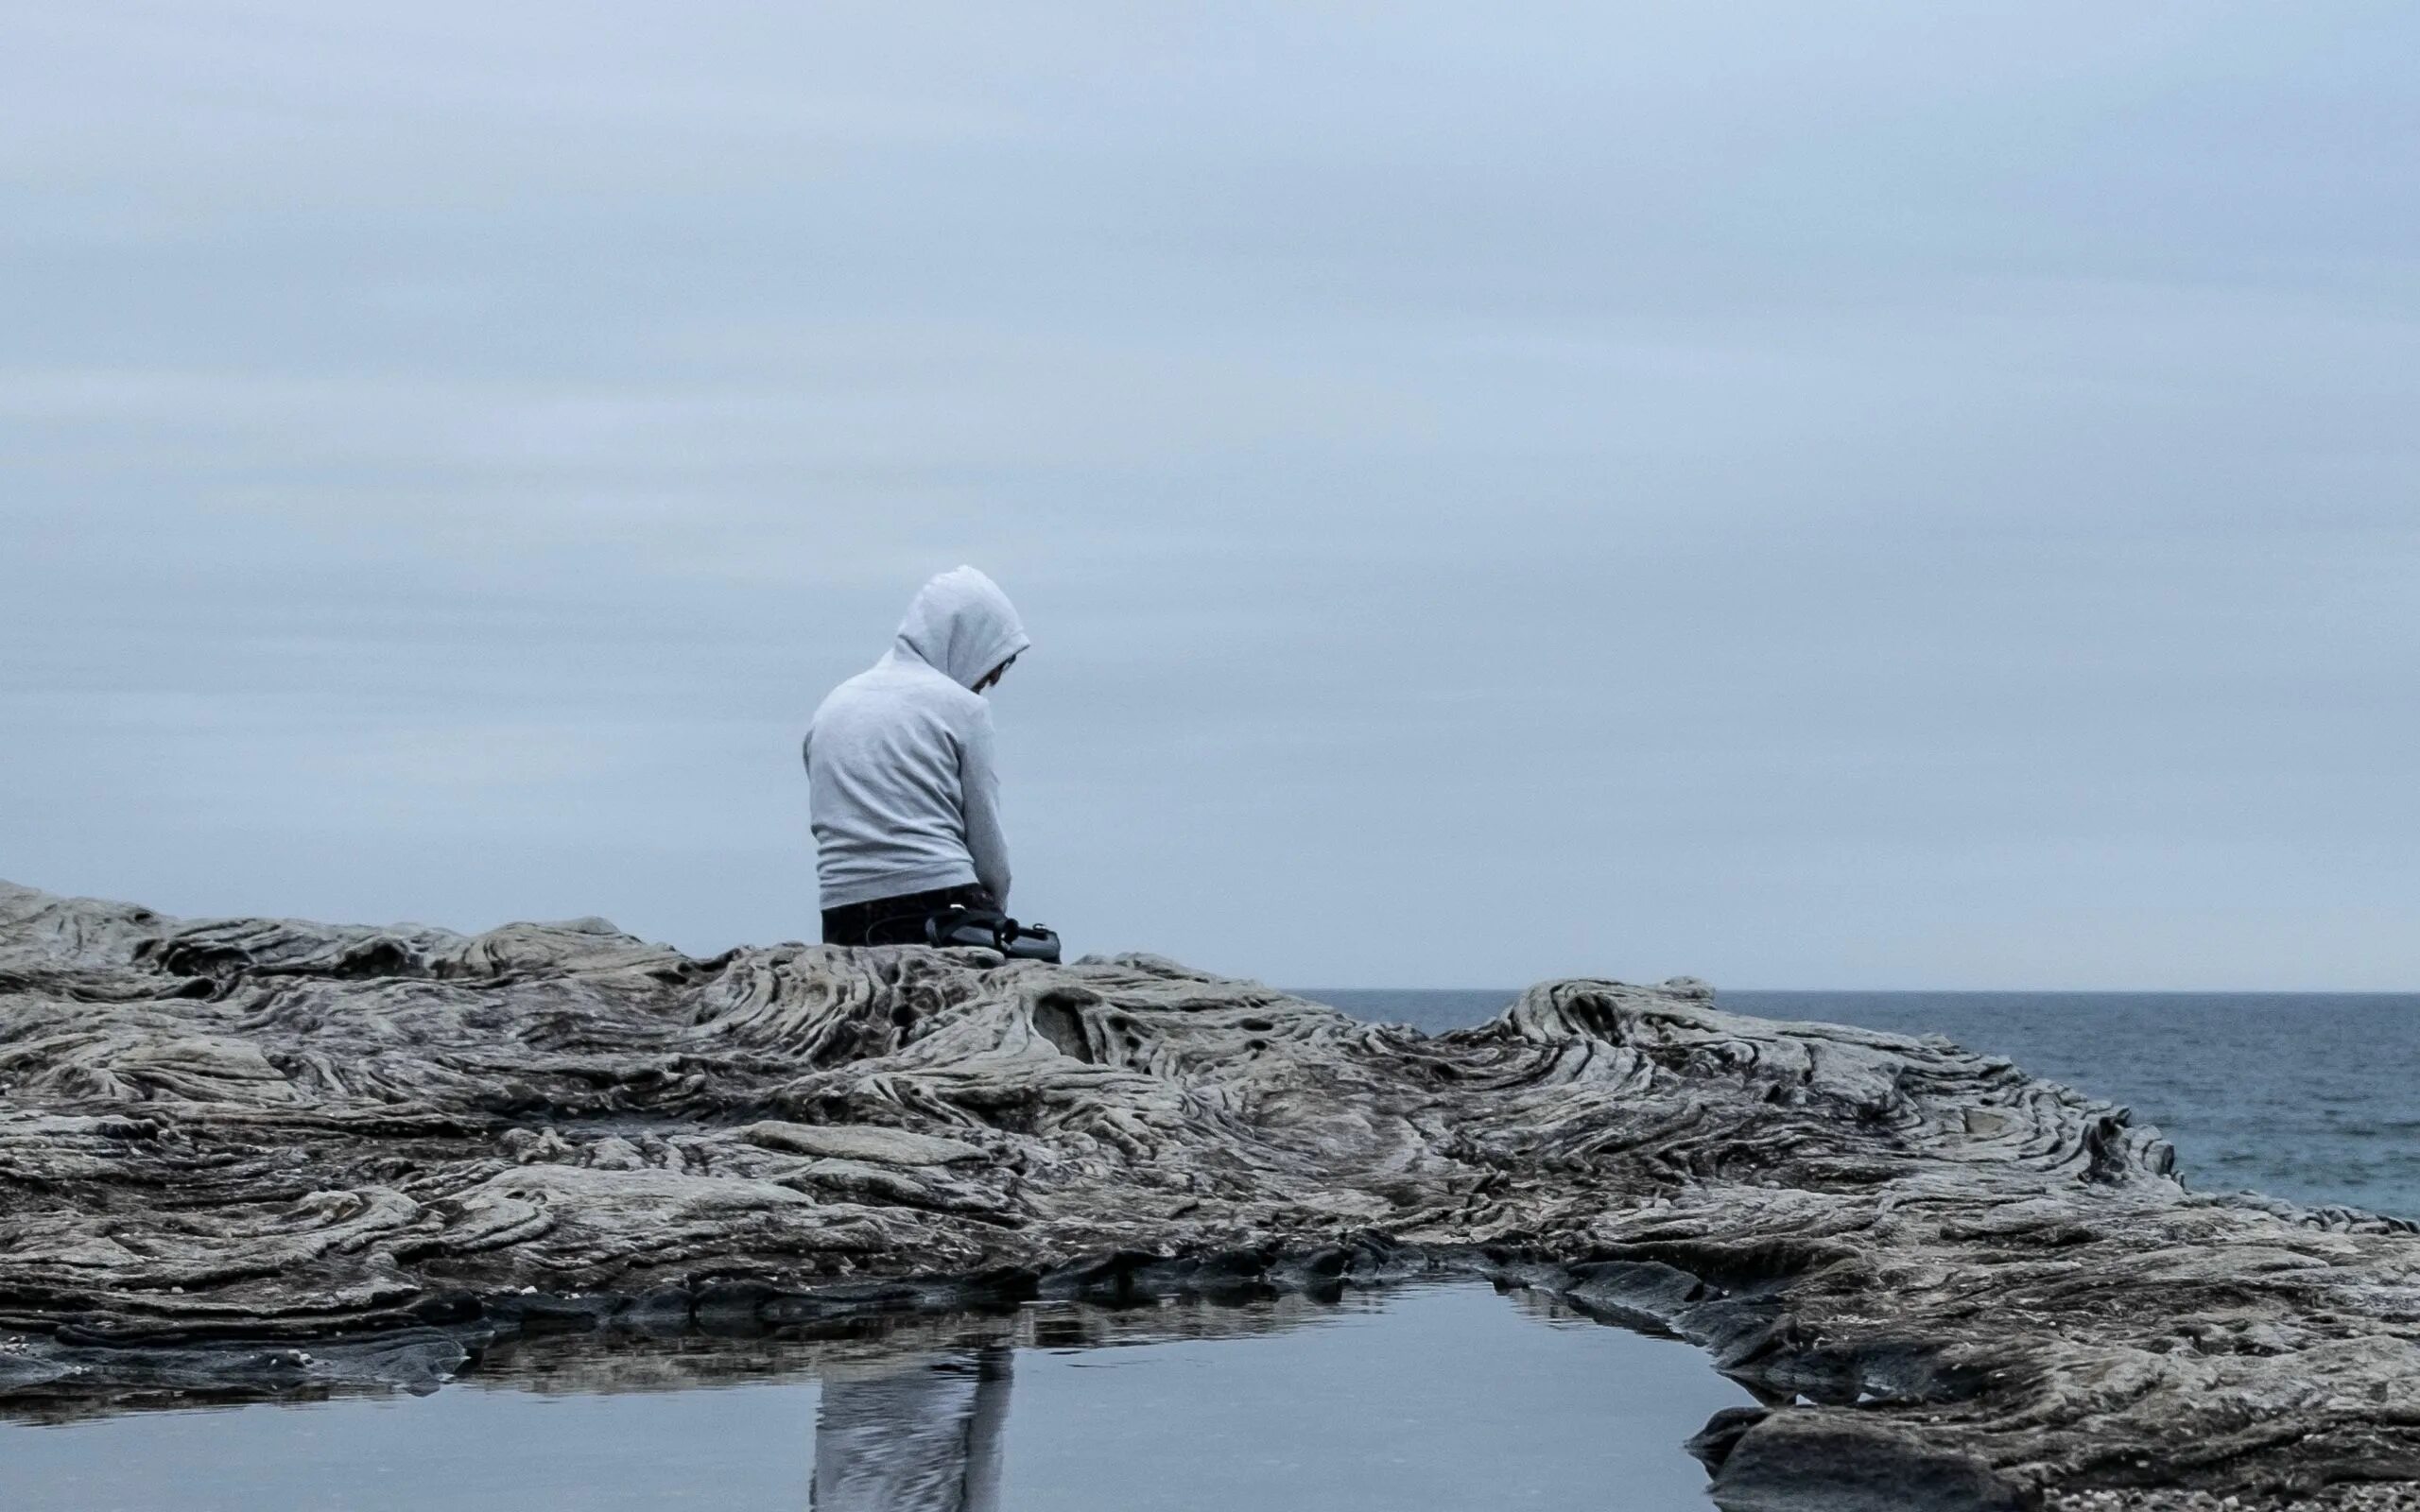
1301, 989, 2420, 1224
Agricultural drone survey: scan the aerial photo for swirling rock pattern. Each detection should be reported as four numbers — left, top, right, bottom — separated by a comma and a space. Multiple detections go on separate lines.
1, 880, 2414, 1510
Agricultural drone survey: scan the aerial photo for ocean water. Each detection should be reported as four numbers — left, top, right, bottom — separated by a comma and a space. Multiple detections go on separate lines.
1303, 988, 2420, 1223
0, 1284, 1748, 1512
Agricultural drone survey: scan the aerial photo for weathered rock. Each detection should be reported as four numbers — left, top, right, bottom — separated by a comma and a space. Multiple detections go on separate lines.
1, 879, 2414, 1509
737, 1120, 988, 1166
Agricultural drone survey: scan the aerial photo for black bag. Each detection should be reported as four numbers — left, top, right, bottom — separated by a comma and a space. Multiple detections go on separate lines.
922, 904, 1063, 962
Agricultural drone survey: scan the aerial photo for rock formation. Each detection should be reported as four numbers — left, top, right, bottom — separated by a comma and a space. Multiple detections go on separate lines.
1, 881, 2414, 1510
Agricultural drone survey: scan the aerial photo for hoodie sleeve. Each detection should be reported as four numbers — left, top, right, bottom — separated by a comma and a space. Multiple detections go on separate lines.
959, 701, 1012, 907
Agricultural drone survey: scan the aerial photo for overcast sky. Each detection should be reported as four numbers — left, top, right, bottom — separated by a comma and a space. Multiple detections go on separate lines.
5, 3, 2415, 988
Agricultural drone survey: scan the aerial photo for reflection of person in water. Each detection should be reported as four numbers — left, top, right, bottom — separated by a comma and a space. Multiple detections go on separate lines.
810, 1343, 1013, 1511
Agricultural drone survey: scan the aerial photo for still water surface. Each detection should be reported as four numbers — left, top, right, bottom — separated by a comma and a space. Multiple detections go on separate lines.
1, 1284, 1751, 1512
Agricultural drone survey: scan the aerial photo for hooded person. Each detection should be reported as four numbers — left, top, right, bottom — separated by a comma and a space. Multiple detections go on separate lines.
804, 566, 1031, 946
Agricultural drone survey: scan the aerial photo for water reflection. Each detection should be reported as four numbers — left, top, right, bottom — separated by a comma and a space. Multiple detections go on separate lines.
808, 1342, 1011, 1511
437, 1288, 1355, 1407
0, 1285, 1754, 1512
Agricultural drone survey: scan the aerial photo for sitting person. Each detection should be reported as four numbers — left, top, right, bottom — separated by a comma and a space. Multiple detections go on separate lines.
804, 565, 1029, 947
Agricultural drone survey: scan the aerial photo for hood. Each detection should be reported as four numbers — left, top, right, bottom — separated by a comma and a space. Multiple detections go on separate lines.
891, 565, 1030, 690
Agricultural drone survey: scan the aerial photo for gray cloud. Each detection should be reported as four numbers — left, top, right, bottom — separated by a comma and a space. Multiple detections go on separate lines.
5, 3, 2416, 988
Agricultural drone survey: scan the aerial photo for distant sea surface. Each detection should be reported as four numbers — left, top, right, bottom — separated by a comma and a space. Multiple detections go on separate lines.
1299, 989, 2420, 1225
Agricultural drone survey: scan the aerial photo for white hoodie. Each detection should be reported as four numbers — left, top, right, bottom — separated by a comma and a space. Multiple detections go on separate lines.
803, 567, 1031, 911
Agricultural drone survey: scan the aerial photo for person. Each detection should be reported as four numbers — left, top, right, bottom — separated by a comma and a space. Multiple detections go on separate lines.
804, 565, 1029, 947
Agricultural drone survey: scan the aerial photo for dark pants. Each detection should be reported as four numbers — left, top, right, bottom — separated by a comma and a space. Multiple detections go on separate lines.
821, 884, 997, 947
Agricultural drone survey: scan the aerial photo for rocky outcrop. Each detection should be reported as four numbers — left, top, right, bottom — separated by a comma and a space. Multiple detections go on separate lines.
1, 880, 2414, 1509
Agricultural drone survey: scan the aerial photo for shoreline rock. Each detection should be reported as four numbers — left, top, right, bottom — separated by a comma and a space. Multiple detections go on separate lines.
3, 880, 2415, 1509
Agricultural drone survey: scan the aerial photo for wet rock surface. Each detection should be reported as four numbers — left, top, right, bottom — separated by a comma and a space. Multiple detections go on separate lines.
2, 880, 2414, 1509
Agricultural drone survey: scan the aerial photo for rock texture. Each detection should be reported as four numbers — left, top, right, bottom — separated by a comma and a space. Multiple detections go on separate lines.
2, 880, 2415, 1509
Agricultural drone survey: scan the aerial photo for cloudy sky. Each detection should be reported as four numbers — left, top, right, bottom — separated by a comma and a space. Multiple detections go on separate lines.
6, 3, 2415, 988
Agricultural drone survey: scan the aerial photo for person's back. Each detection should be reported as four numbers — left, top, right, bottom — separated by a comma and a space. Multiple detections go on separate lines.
804, 566, 1028, 946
